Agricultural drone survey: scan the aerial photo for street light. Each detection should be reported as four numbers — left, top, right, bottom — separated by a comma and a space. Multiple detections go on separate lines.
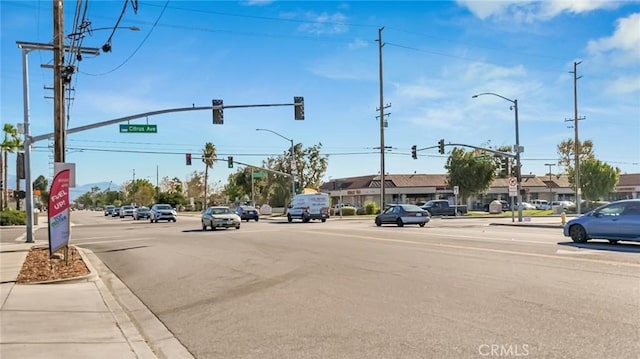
255, 128, 296, 196
472, 92, 523, 222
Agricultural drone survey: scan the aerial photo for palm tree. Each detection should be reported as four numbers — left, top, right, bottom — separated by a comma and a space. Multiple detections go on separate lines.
1, 124, 22, 210
202, 142, 217, 209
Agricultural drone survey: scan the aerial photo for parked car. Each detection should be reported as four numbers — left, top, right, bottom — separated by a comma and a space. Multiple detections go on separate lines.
119, 205, 135, 218
514, 202, 536, 210
531, 199, 551, 210
133, 206, 151, 220
551, 201, 575, 210
104, 205, 115, 216
563, 199, 640, 244
235, 205, 259, 222
149, 204, 177, 223
419, 200, 467, 216
375, 204, 430, 227
111, 207, 121, 217
202, 206, 241, 230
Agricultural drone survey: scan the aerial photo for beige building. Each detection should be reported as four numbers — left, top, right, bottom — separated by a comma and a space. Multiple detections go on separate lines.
320, 173, 640, 210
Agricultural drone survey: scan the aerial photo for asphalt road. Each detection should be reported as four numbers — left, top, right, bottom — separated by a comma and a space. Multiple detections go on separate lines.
15, 211, 640, 359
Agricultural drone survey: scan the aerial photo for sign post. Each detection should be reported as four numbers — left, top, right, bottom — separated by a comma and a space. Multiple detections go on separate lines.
508, 177, 517, 222
453, 186, 459, 216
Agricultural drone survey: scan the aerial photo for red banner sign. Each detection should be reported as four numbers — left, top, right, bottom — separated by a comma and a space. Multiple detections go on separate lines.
48, 169, 70, 254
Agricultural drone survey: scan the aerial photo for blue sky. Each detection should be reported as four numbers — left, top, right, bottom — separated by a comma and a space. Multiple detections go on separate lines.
2, 0, 639, 194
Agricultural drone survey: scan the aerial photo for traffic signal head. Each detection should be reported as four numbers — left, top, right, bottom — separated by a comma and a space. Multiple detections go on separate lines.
294, 96, 304, 120
438, 139, 445, 154
411, 145, 417, 160
212, 99, 224, 124
227, 156, 234, 168
186, 153, 192, 166
501, 157, 510, 177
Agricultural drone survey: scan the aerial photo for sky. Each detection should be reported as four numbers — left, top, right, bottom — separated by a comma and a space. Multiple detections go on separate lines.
2, 0, 639, 195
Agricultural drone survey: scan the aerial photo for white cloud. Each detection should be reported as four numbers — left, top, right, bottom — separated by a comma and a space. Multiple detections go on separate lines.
348, 38, 369, 49
243, 0, 274, 6
298, 12, 348, 35
587, 13, 640, 65
463, 62, 527, 82
606, 75, 640, 94
394, 84, 443, 101
456, 0, 625, 22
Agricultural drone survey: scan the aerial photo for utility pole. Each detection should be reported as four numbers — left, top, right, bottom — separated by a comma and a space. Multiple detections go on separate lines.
545, 163, 556, 202
53, 0, 65, 163
570, 61, 582, 214
377, 27, 386, 210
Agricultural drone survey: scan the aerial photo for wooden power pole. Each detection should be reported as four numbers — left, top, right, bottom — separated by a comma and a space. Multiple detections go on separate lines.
53, 0, 65, 163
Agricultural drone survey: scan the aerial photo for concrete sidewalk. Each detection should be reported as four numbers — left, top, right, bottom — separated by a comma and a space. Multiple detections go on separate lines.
0, 240, 194, 359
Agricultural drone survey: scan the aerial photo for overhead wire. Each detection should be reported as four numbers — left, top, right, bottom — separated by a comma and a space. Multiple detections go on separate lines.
82, 0, 169, 76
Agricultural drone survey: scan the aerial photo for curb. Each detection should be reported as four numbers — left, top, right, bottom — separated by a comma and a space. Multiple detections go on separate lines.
489, 223, 564, 229
85, 250, 195, 359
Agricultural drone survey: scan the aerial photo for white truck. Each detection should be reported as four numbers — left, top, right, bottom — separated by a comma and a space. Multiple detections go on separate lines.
287, 193, 330, 223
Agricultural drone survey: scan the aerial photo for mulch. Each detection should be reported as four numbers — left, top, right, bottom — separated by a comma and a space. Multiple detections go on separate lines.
16, 246, 90, 284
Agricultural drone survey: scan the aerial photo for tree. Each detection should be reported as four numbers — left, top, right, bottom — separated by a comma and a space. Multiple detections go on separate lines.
1, 124, 22, 210
201, 142, 217, 208
265, 142, 328, 205
33, 175, 48, 209
557, 138, 595, 173
123, 179, 156, 207
185, 171, 205, 210
444, 147, 497, 201
579, 158, 619, 201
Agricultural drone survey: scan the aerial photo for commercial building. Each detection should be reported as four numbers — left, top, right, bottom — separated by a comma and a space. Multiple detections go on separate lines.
320, 173, 640, 210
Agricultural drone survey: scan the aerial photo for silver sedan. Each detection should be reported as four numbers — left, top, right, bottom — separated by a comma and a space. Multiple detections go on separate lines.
201, 206, 241, 231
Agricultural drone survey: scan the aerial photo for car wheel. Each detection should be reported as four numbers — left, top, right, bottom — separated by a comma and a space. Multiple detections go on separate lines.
202, 221, 207, 231
236, 225, 240, 230
150, 218, 153, 223
396, 218, 404, 227
287, 214, 293, 223
608, 240, 619, 244
321, 218, 326, 223
419, 223, 425, 227
255, 218, 259, 222
375, 218, 381, 227
173, 219, 177, 222
569, 225, 588, 243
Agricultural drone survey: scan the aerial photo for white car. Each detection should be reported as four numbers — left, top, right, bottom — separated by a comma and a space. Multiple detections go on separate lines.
515, 202, 536, 210
149, 204, 177, 223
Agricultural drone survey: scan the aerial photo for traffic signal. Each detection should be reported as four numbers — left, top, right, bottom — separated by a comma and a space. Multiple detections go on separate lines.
411, 145, 417, 159
212, 99, 224, 124
294, 96, 304, 120
186, 153, 192, 166
438, 139, 445, 154
501, 157, 510, 177
227, 156, 234, 168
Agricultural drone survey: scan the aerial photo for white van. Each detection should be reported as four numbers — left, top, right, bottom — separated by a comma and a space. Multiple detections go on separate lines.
531, 199, 551, 210
287, 193, 330, 223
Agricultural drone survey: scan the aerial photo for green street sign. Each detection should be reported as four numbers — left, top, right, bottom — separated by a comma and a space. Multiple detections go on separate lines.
119, 124, 157, 133
252, 171, 267, 179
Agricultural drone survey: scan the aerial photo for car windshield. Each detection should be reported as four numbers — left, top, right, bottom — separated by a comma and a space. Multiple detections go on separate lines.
156, 205, 172, 210
400, 204, 423, 212
212, 207, 231, 214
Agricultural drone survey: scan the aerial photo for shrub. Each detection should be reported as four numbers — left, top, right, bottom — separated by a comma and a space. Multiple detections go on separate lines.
0, 210, 26, 226
364, 201, 379, 215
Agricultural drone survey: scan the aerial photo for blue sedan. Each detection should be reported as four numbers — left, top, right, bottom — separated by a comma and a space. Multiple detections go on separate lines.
563, 199, 640, 244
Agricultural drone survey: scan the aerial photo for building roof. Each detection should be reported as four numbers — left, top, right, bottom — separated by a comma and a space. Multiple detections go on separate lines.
322, 173, 639, 191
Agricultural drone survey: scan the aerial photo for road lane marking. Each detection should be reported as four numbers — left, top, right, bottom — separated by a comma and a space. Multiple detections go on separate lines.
301, 230, 640, 269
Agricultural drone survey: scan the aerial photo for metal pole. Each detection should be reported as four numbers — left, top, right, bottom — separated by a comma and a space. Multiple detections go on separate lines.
514, 99, 523, 222
545, 163, 556, 202
21, 48, 35, 243
378, 27, 385, 210
290, 139, 296, 196
573, 61, 582, 214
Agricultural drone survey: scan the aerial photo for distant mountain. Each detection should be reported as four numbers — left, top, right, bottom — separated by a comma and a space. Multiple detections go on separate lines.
3, 175, 120, 201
